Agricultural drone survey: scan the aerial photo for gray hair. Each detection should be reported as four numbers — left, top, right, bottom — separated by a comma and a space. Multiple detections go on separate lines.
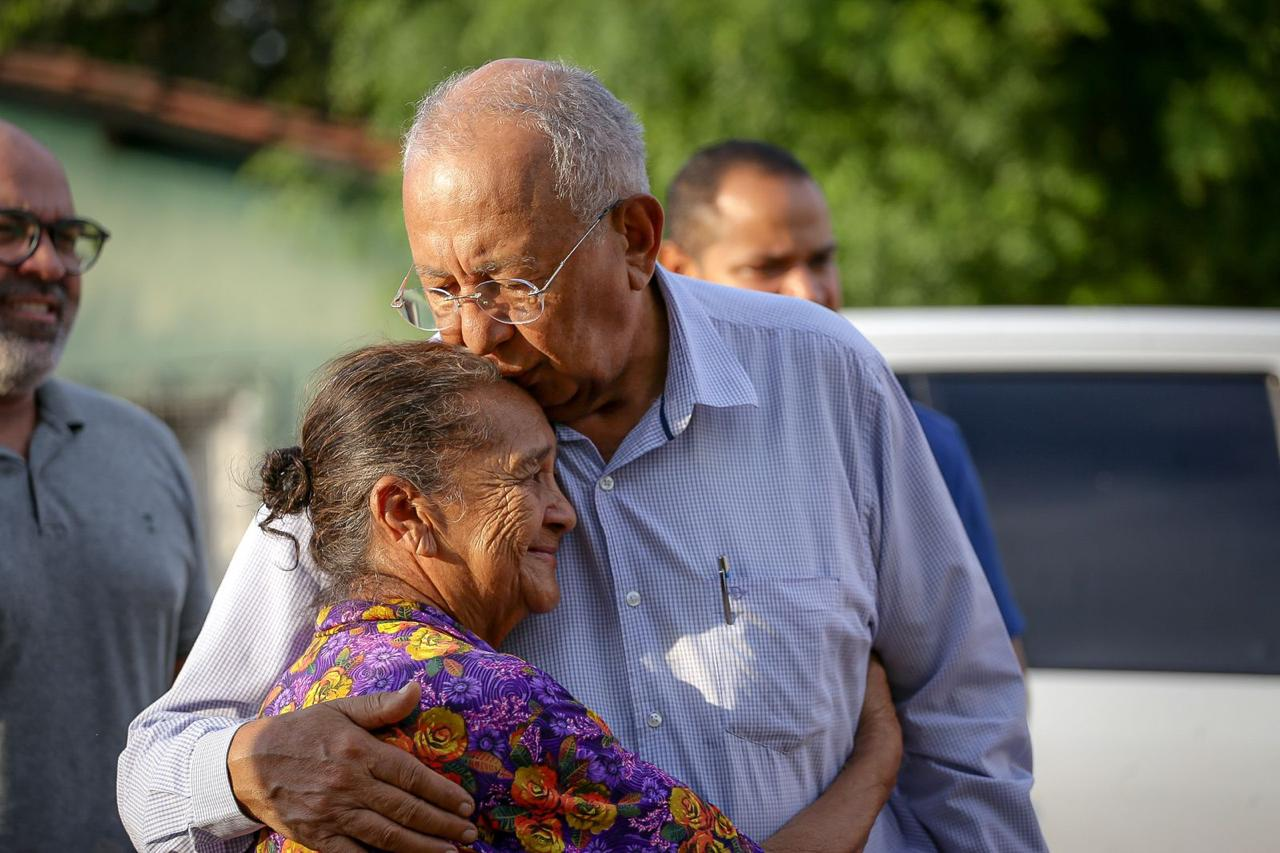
258, 341, 501, 601
402, 60, 650, 222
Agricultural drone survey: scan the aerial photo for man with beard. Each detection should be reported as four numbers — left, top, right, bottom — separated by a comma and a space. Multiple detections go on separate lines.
0, 121, 210, 850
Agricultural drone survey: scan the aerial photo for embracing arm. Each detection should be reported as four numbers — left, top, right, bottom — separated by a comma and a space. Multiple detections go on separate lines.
375, 669, 764, 852
865, 362, 1045, 851
118, 511, 475, 853
118, 511, 324, 852
763, 654, 902, 853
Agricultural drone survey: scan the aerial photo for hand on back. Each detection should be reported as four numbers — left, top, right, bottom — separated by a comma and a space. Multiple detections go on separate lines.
227, 682, 477, 853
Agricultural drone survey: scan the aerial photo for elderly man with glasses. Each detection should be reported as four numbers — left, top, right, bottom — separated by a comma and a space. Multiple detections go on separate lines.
0, 121, 211, 850
120, 61, 1045, 853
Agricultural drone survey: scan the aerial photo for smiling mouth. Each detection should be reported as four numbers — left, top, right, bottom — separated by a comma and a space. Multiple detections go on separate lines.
526, 541, 561, 565
3, 299, 59, 322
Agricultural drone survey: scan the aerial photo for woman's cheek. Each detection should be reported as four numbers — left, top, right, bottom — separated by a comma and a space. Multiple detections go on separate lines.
480, 488, 537, 560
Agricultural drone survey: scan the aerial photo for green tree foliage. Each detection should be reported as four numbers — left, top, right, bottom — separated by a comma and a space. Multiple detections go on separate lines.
6, 0, 1279, 306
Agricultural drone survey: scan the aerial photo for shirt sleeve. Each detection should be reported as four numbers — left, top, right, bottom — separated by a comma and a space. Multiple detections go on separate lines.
864, 362, 1046, 851
911, 404, 1027, 638
117, 509, 322, 853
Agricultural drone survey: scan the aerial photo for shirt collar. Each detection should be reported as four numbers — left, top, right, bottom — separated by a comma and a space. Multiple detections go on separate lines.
314, 598, 492, 651
35, 378, 86, 435
655, 265, 759, 437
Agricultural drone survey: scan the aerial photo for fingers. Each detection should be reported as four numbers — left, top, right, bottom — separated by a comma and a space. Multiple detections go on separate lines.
335, 809, 466, 853
366, 743, 476, 840
336, 681, 423, 729
313, 838, 366, 853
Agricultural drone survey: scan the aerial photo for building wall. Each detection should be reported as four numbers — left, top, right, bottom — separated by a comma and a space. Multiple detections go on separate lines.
3, 98, 415, 583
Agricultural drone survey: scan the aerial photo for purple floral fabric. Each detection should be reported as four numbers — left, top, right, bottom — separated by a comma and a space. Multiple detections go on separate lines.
255, 600, 762, 853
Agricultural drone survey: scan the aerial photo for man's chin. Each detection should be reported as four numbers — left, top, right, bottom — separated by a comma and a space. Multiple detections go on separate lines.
0, 334, 64, 397
524, 377, 585, 418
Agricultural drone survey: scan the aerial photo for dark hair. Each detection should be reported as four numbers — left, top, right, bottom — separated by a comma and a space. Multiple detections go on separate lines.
258, 341, 500, 595
665, 139, 814, 256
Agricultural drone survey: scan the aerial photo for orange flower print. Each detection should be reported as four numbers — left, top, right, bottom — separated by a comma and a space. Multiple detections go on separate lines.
303, 666, 354, 707
562, 781, 617, 834
669, 787, 713, 832
512, 765, 560, 813
405, 627, 462, 660
288, 634, 327, 674
514, 813, 565, 853
585, 708, 614, 738
380, 726, 415, 755
361, 604, 400, 622
680, 831, 730, 853
712, 806, 737, 839
412, 707, 468, 764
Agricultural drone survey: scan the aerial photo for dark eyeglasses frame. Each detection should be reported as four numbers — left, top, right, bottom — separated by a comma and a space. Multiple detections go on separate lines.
0, 208, 111, 273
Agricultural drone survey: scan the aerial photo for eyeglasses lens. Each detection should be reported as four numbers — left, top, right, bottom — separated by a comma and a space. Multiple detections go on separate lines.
0, 214, 39, 267
398, 277, 543, 332
0, 212, 107, 272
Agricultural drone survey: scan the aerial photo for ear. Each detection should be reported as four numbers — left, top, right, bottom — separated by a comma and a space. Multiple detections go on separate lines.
617, 194, 665, 292
657, 239, 702, 279
368, 475, 438, 560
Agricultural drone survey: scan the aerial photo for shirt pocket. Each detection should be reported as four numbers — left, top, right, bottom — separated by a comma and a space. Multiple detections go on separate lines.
664, 573, 866, 755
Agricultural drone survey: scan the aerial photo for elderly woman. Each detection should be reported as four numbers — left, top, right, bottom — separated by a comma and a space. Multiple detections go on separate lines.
254, 341, 759, 853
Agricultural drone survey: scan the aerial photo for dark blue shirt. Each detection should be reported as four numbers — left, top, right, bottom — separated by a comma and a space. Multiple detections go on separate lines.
913, 402, 1026, 637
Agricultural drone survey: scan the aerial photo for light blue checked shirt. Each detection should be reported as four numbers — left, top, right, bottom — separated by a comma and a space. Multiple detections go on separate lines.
118, 270, 1043, 852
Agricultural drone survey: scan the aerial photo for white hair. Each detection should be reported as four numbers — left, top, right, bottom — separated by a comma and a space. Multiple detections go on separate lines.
402, 61, 649, 222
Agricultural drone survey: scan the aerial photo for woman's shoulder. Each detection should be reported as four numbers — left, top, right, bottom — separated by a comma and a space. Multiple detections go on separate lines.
259, 600, 485, 715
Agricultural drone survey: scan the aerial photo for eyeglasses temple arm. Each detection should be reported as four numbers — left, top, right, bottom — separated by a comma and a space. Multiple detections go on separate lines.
530, 202, 618, 297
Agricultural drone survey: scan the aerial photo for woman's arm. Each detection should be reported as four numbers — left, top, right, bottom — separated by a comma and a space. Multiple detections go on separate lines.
763, 654, 902, 853
380, 662, 765, 852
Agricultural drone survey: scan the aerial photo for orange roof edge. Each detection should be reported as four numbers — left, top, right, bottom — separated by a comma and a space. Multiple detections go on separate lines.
0, 47, 398, 172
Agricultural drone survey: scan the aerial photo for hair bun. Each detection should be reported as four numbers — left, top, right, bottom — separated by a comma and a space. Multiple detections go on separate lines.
259, 445, 312, 515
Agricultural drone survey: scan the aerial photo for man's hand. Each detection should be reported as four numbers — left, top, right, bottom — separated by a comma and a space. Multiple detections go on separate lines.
763, 653, 902, 853
227, 682, 477, 853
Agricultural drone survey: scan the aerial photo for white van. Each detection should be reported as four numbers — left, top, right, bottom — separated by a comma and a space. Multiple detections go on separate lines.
843, 307, 1280, 853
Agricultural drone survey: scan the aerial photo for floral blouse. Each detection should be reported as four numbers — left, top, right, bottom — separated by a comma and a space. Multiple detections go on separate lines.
256, 599, 761, 853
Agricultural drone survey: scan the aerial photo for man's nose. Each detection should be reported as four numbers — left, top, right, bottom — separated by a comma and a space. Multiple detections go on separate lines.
457, 304, 514, 356
20, 230, 72, 283
779, 267, 824, 306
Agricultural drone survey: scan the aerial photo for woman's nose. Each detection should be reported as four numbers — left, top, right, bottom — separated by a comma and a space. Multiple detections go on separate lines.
546, 489, 577, 533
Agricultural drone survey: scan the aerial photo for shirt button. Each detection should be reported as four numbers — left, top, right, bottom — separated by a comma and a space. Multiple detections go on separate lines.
647, 711, 663, 728
599, 475, 615, 491
625, 590, 641, 607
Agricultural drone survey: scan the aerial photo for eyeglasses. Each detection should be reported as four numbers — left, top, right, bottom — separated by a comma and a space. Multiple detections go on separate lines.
392, 202, 618, 332
0, 208, 111, 274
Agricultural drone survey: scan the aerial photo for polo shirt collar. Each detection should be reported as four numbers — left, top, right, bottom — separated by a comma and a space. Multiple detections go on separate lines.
655, 266, 759, 437
35, 378, 87, 436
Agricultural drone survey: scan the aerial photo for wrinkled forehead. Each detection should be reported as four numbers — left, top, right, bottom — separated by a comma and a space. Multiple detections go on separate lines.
402, 125, 574, 263
467, 380, 557, 453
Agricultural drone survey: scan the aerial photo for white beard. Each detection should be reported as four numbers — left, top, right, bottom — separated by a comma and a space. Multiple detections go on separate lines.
0, 330, 65, 397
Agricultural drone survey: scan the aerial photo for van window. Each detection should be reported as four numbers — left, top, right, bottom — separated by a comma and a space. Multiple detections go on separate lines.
901, 372, 1280, 675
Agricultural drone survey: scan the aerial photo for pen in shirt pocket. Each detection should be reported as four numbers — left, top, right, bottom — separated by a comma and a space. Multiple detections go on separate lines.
717, 555, 736, 625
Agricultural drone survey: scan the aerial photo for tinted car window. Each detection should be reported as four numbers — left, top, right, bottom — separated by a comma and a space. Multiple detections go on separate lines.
902, 372, 1280, 675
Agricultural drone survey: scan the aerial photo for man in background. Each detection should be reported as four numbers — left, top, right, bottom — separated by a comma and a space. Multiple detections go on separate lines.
660, 139, 1028, 661
0, 120, 210, 849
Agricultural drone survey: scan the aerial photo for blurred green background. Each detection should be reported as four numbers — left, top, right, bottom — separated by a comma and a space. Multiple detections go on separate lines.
5, 0, 1279, 308
2, 0, 1278, 575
